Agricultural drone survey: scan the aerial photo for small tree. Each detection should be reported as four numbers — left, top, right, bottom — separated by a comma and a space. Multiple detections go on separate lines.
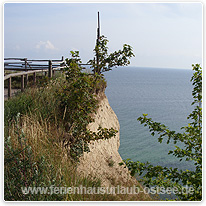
56, 51, 117, 161
88, 35, 135, 74
121, 64, 202, 201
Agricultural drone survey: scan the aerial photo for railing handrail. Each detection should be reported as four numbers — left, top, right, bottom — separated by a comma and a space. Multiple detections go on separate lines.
4, 66, 64, 80
4, 57, 66, 72
4, 58, 63, 61
4, 58, 25, 61
4, 56, 93, 99
4, 69, 47, 80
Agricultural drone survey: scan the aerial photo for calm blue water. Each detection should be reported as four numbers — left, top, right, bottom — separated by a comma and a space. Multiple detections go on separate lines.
104, 67, 195, 171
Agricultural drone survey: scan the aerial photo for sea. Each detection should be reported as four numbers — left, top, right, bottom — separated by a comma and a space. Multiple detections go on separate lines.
104, 67, 195, 172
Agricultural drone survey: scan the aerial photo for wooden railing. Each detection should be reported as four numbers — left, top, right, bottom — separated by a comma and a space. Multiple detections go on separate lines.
4, 57, 66, 98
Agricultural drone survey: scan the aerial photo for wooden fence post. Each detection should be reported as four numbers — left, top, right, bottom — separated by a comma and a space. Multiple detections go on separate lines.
24, 58, 28, 87
60, 56, 65, 69
33, 72, 36, 85
48, 60, 52, 78
8, 77, 11, 98
21, 75, 24, 92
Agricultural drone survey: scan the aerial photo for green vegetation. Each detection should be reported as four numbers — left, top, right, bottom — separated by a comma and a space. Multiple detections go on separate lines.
4, 51, 150, 201
121, 64, 202, 201
4, 72, 50, 89
4, 113, 104, 201
107, 156, 115, 167
57, 51, 117, 161
88, 35, 135, 74
4, 52, 115, 200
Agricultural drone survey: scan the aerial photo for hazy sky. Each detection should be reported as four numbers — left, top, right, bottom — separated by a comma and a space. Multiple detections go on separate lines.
4, 2, 202, 69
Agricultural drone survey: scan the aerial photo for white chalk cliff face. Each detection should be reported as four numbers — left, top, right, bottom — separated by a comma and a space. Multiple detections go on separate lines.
77, 94, 136, 187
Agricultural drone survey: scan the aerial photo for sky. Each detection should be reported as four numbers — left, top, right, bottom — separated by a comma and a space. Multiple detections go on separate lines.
4, 2, 203, 69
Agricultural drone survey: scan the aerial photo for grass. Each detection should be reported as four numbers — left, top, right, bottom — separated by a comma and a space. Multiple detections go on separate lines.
4, 74, 152, 201
5, 113, 105, 201
4, 74, 64, 127
4, 70, 63, 89
5, 112, 151, 201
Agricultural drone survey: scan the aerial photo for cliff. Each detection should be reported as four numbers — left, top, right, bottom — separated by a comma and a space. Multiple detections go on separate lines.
77, 93, 138, 187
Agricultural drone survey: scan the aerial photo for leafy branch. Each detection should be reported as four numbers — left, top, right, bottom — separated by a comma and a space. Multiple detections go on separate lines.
121, 64, 202, 201
88, 35, 135, 74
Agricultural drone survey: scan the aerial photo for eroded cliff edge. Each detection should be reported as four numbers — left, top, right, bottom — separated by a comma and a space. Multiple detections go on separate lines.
77, 93, 137, 187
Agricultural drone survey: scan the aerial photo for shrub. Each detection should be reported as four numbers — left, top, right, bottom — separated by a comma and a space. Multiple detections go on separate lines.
4, 113, 107, 201
55, 51, 116, 161
4, 114, 65, 201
